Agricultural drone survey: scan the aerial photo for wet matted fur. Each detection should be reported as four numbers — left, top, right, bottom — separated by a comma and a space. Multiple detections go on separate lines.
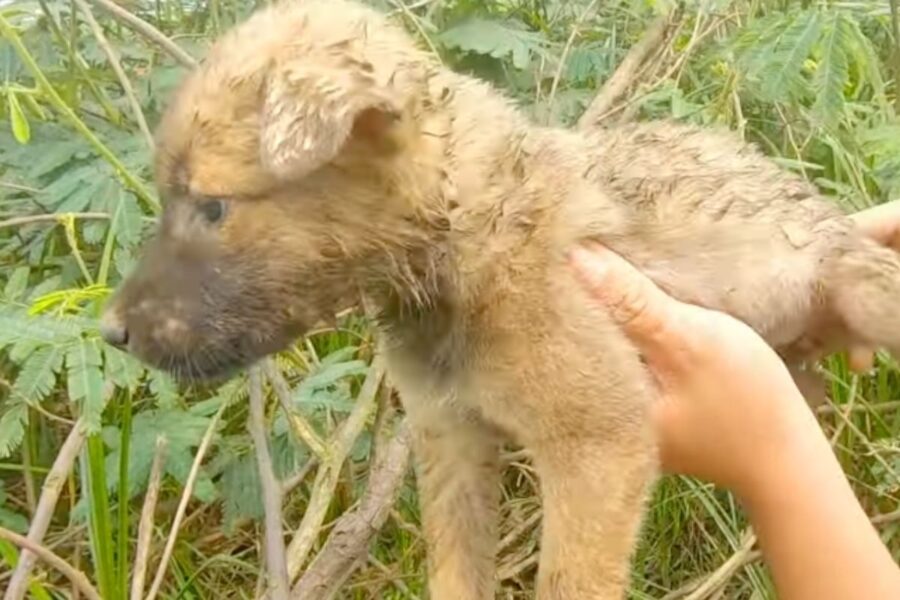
101, 1, 900, 597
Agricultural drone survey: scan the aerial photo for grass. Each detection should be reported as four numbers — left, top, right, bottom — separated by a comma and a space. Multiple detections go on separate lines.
0, 0, 899, 598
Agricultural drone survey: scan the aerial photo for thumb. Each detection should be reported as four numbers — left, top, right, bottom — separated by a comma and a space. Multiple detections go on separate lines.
569, 243, 681, 350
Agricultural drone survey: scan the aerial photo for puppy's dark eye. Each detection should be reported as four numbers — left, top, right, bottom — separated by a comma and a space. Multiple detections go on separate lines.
198, 199, 226, 224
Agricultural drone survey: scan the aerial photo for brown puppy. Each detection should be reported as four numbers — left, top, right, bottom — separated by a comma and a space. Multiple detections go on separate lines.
100, 1, 900, 597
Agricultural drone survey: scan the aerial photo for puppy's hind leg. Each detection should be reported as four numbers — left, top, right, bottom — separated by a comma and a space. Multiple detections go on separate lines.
825, 238, 900, 360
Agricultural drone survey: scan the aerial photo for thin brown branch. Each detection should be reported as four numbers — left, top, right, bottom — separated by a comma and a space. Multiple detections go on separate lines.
249, 367, 290, 600
283, 457, 318, 496
684, 532, 757, 600
291, 421, 411, 599
144, 401, 227, 600
74, 0, 154, 149
0, 526, 101, 600
130, 436, 167, 600
90, 0, 198, 69
0, 212, 111, 230
577, 10, 677, 130
4, 418, 87, 600
264, 360, 329, 460
285, 356, 386, 582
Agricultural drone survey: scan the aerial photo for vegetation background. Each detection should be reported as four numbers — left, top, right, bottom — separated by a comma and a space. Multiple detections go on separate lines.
0, 0, 899, 598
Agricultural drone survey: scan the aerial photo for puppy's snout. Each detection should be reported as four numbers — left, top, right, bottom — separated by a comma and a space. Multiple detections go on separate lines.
100, 310, 129, 348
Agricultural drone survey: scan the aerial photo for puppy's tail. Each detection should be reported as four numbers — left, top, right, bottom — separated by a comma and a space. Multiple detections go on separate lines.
826, 237, 900, 357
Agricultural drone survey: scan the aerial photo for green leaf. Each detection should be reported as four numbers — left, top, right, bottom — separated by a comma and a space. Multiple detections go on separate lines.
0, 403, 28, 459
220, 452, 263, 532
3, 266, 29, 301
7, 91, 30, 144
104, 345, 145, 391
104, 408, 215, 500
439, 18, 546, 70
149, 370, 179, 409
113, 191, 145, 247
812, 11, 851, 127
759, 10, 822, 102
10, 345, 65, 404
67, 338, 106, 432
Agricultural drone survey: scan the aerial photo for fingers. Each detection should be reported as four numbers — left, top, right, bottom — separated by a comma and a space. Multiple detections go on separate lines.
568, 243, 681, 353
851, 200, 900, 249
848, 345, 875, 374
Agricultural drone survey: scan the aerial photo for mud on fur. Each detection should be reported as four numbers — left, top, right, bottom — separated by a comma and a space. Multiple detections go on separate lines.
100, 0, 900, 597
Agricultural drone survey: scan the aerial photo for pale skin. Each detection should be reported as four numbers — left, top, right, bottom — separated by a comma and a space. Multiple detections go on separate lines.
570, 200, 900, 600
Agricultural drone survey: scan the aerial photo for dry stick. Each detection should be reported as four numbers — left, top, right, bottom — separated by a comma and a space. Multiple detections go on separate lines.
684, 532, 758, 600
265, 360, 329, 460
545, 0, 601, 123
130, 436, 168, 600
0, 526, 102, 600
285, 356, 386, 582
144, 401, 227, 600
74, 0, 154, 149
4, 417, 87, 600
91, 0, 197, 69
577, 10, 676, 130
249, 367, 290, 600
291, 421, 412, 599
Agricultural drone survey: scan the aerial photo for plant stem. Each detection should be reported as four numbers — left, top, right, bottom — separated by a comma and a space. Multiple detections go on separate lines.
3, 418, 87, 600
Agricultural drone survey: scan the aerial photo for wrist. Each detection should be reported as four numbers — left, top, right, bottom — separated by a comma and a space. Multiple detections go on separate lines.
729, 400, 831, 506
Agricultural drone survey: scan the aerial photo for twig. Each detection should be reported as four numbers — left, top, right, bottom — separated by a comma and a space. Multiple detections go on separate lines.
285, 356, 386, 582
90, 0, 198, 69
264, 360, 329, 460
291, 421, 411, 599
817, 400, 900, 415
249, 367, 290, 600
873, 507, 900, 525
4, 418, 87, 600
283, 457, 319, 496
545, 0, 601, 124
130, 436, 167, 600
74, 0, 154, 149
577, 10, 676, 130
684, 531, 758, 600
0, 526, 101, 600
0, 212, 111, 230
144, 401, 227, 600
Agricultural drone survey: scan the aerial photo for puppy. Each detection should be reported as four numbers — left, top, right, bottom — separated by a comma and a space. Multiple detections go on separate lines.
100, 1, 900, 597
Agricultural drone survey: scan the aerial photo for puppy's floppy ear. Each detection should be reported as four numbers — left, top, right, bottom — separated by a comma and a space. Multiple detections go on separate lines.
260, 51, 409, 180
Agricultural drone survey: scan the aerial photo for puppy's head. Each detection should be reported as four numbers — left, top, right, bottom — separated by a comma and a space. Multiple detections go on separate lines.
101, 0, 440, 381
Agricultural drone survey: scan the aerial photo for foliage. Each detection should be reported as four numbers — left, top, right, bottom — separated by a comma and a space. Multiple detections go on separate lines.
0, 0, 898, 598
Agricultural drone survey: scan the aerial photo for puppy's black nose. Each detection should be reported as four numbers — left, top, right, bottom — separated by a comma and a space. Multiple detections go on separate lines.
100, 313, 129, 348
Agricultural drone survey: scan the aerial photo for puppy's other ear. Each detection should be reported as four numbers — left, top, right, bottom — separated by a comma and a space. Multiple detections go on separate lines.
260, 52, 411, 180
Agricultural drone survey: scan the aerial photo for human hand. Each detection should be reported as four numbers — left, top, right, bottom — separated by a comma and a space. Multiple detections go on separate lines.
568, 244, 825, 496
846, 199, 900, 372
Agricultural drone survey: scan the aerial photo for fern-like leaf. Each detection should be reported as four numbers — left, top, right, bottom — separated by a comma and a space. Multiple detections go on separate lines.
759, 10, 822, 102
66, 338, 106, 432
0, 404, 28, 459
11, 345, 65, 404
813, 11, 852, 127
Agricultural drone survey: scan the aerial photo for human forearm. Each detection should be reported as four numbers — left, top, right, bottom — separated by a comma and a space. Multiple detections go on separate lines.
738, 423, 900, 600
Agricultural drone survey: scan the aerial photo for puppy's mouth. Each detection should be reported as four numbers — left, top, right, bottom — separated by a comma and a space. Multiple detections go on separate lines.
128, 324, 308, 384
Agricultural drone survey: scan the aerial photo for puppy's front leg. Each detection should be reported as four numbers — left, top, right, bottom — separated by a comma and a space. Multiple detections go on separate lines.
407, 403, 502, 600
